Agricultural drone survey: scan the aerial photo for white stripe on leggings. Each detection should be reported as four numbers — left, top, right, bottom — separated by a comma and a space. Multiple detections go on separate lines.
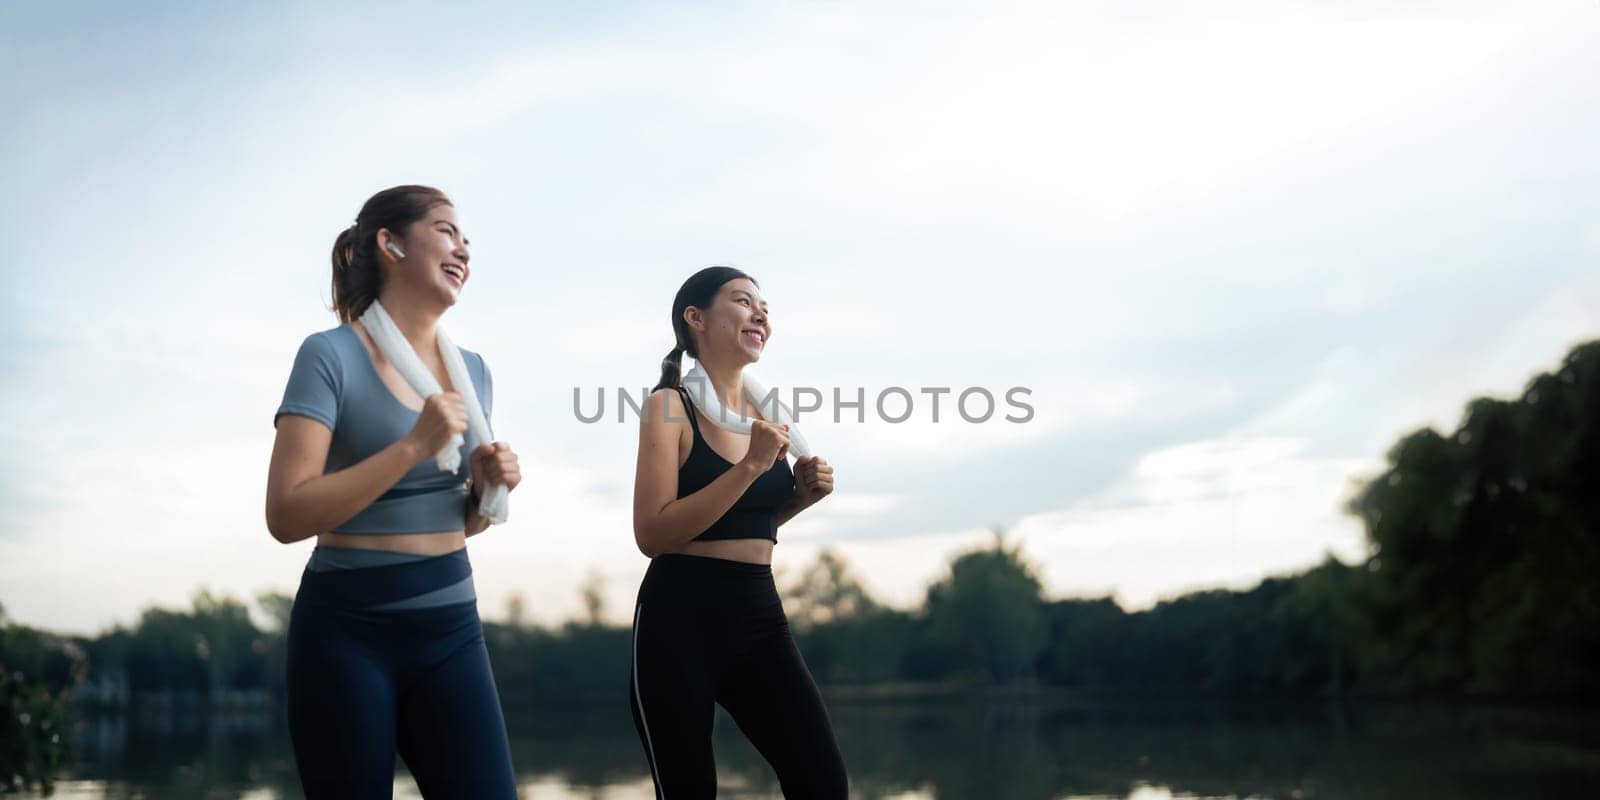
632, 603, 665, 799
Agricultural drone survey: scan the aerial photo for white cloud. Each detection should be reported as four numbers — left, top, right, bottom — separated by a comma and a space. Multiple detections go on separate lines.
1014, 436, 1372, 610
756, 435, 1373, 617
771, 492, 901, 542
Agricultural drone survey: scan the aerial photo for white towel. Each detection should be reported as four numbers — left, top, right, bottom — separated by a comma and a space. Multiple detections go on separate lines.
681, 360, 812, 459
358, 300, 509, 524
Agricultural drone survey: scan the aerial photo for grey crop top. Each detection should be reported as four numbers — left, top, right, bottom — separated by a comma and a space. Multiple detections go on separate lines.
273, 323, 493, 534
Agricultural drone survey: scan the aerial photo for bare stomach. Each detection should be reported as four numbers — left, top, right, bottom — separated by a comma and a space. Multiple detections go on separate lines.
316, 530, 467, 555
667, 538, 775, 564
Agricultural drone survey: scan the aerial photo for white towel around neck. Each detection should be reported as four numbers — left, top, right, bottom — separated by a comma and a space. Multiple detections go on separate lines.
358, 300, 509, 524
681, 360, 812, 459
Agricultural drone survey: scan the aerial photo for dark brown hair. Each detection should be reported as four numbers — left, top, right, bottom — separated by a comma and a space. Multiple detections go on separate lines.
329, 185, 452, 322
652, 266, 758, 392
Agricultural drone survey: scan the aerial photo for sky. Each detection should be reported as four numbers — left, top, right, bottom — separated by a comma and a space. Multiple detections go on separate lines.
3, 0, 1598, 634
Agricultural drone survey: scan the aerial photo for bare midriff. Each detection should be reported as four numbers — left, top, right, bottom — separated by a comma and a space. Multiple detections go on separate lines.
667, 538, 775, 564
317, 530, 467, 555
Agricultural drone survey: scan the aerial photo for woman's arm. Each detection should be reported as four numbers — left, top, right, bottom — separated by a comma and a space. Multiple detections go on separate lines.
464, 440, 522, 537
769, 396, 827, 529
775, 496, 807, 528
464, 483, 491, 536
264, 416, 428, 543
775, 455, 834, 528
465, 354, 497, 537
632, 388, 768, 557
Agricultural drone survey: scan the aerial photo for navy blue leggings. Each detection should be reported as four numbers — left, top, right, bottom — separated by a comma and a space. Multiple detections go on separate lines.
629, 553, 848, 798
286, 549, 517, 799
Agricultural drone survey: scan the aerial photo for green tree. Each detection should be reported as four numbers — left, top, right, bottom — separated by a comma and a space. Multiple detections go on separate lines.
1346, 340, 1600, 695
579, 570, 607, 627
783, 548, 881, 632
784, 550, 914, 685
1039, 597, 1127, 688
0, 603, 81, 793
922, 529, 1047, 684
255, 591, 293, 700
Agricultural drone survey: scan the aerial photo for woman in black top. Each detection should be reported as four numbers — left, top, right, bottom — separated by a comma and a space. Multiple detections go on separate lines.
629, 266, 846, 798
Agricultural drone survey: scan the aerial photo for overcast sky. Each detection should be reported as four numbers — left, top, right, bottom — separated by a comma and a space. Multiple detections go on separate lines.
4, 0, 1598, 633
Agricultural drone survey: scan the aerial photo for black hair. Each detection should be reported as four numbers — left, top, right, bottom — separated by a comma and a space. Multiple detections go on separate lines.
651, 266, 758, 392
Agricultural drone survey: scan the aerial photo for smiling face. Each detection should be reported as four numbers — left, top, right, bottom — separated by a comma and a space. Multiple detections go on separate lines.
377, 203, 471, 310
686, 277, 771, 368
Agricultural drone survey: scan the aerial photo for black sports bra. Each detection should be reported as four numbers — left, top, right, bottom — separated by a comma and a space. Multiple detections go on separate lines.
674, 386, 796, 543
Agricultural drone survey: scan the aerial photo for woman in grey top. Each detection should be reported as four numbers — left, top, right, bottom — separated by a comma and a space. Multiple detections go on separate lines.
264, 185, 522, 799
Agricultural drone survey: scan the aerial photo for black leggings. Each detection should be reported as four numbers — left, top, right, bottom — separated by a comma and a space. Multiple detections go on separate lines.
286, 549, 517, 799
628, 553, 848, 798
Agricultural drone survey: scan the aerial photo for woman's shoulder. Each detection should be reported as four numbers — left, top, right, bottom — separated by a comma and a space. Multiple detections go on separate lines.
456, 343, 486, 369
454, 344, 490, 390
643, 385, 691, 425
297, 322, 359, 355
287, 323, 360, 370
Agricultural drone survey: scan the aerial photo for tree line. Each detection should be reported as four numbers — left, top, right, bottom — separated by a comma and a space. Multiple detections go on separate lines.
5, 339, 1598, 790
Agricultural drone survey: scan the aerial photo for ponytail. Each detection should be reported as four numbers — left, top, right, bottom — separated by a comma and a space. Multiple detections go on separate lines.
652, 344, 686, 392
330, 223, 382, 323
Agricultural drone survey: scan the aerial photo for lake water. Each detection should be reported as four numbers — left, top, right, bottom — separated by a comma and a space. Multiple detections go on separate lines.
27, 696, 1600, 798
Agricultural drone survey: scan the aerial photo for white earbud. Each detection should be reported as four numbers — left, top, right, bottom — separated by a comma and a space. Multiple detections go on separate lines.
385, 241, 406, 259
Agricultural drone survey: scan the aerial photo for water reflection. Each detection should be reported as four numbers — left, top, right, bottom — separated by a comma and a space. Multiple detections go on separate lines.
34, 782, 1288, 800
30, 697, 1600, 799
